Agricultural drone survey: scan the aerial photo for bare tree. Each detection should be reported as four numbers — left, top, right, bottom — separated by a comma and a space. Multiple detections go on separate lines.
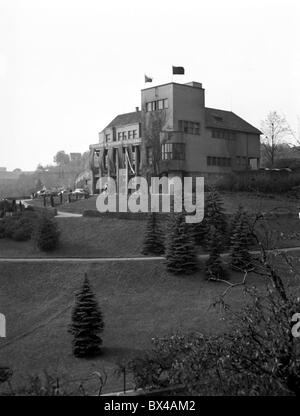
142, 110, 167, 178
260, 111, 292, 167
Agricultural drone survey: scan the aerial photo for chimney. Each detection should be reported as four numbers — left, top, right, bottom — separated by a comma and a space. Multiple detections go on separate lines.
135, 107, 139, 112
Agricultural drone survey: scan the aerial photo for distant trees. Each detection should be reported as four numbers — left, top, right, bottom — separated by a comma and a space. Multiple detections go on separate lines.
261, 111, 293, 167
69, 275, 104, 358
54, 151, 70, 167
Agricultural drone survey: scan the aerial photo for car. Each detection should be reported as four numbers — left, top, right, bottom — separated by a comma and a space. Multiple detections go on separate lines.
72, 188, 89, 195
37, 189, 51, 197
72, 188, 89, 197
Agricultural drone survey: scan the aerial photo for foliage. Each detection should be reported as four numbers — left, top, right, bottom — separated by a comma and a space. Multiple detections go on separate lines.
129, 282, 300, 395
34, 215, 60, 251
193, 216, 210, 248
0, 211, 39, 241
142, 213, 165, 255
165, 213, 198, 275
69, 275, 104, 358
53, 150, 70, 166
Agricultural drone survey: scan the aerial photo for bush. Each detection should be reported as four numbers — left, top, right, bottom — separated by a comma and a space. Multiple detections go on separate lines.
34, 216, 60, 251
129, 284, 300, 395
217, 171, 300, 194
0, 211, 41, 241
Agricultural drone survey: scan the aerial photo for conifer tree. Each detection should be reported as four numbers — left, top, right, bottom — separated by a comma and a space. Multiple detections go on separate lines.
142, 213, 165, 255
230, 213, 252, 271
69, 275, 104, 358
205, 188, 228, 243
165, 213, 198, 275
194, 216, 210, 248
34, 215, 60, 251
205, 226, 227, 280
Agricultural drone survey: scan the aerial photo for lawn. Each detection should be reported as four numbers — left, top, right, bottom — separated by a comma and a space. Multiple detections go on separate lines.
0, 213, 299, 258
26, 191, 300, 216
0, 260, 278, 395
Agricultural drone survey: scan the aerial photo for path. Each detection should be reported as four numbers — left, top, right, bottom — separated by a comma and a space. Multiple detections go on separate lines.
0, 246, 299, 263
21, 199, 83, 218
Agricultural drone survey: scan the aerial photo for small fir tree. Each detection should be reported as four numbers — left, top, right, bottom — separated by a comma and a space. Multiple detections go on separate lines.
34, 216, 60, 251
205, 188, 228, 243
193, 217, 210, 248
205, 226, 227, 280
165, 213, 198, 275
230, 213, 252, 271
142, 213, 165, 255
229, 204, 244, 238
69, 274, 104, 358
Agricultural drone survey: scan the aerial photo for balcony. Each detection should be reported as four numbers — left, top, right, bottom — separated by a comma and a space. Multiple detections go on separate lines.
160, 131, 185, 144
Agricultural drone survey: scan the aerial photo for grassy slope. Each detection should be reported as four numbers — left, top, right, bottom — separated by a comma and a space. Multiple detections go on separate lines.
0, 214, 300, 258
0, 261, 265, 394
28, 192, 300, 215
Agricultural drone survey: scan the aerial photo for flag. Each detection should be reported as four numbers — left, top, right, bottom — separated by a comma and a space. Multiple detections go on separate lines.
172, 66, 185, 75
144, 74, 153, 83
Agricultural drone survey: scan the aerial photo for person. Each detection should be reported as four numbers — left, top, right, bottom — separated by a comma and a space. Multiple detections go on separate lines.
11, 199, 17, 213
68, 190, 72, 204
60, 191, 63, 205
50, 194, 54, 207
43, 195, 46, 207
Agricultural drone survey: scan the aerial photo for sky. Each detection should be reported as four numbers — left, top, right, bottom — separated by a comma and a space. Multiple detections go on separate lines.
0, 0, 299, 171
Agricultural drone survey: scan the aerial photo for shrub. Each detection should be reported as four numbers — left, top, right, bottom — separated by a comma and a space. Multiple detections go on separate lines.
129, 284, 300, 396
69, 274, 104, 358
34, 216, 60, 251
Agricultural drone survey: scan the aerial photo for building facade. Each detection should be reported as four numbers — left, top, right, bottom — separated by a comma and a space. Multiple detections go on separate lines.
89, 81, 261, 193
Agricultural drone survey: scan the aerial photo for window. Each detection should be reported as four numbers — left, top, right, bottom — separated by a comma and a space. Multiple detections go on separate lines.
128, 131, 133, 140
207, 156, 231, 167
122, 131, 127, 140
158, 100, 164, 110
133, 130, 137, 139
145, 98, 168, 112
212, 129, 236, 140
214, 116, 223, 122
162, 143, 173, 160
179, 120, 201, 135
161, 143, 185, 161
105, 134, 111, 142
104, 149, 108, 170
117, 132, 122, 141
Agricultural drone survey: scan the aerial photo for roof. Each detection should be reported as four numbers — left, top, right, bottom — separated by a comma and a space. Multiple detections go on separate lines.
104, 111, 141, 130
102, 108, 261, 135
205, 107, 262, 135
